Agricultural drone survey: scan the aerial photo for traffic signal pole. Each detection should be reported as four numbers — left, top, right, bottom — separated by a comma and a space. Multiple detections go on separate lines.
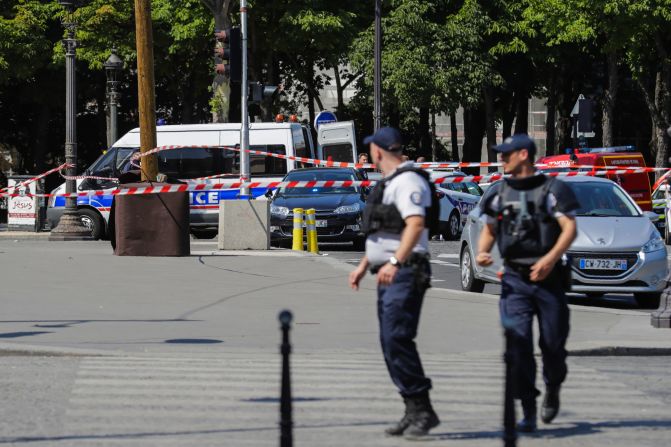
239, 0, 250, 198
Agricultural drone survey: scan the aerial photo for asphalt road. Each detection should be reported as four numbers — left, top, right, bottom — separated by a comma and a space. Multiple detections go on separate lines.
318, 239, 663, 313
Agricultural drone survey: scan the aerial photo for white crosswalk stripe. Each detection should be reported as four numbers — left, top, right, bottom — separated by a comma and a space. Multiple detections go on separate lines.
43, 353, 666, 446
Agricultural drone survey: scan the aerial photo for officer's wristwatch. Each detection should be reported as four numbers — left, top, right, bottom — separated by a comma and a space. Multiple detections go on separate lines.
388, 256, 402, 267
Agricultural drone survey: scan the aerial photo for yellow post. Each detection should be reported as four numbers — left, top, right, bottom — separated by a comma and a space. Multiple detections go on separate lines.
306, 208, 319, 254
292, 208, 304, 251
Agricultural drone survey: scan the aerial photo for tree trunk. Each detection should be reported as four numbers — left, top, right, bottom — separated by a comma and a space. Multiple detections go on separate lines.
462, 104, 486, 174
450, 111, 459, 160
602, 51, 618, 147
501, 91, 516, 140
333, 65, 345, 114
431, 112, 437, 161
418, 106, 431, 159
203, 0, 232, 123
555, 74, 574, 153
514, 90, 528, 134
484, 88, 497, 170
545, 73, 557, 156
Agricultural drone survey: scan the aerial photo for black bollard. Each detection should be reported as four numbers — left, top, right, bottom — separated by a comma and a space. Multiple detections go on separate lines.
279, 310, 293, 447
502, 318, 517, 447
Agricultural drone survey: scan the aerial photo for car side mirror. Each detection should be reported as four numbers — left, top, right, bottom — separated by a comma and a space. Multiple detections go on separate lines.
643, 211, 659, 221
265, 188, 275, 199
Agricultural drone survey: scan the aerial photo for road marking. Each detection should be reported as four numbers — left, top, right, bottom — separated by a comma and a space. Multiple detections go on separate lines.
55, 354, 668, 446
437, 253, 459, 259
430, 259, 459, 267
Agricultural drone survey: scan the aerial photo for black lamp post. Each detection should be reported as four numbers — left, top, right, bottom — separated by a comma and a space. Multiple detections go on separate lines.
50, 0, 92, 240
374, 0, 382, 131
105, 49, 123, 147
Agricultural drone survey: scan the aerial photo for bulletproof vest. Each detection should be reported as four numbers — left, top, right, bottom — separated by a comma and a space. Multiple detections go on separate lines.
496, 175, 561, 265
362, 166, 440, 236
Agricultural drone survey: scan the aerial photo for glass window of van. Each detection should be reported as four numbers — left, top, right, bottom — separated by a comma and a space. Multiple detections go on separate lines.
221, 145, 287, 176
292, 127, 310, 168
153, 147, 221, 179
322, 143, 353, 162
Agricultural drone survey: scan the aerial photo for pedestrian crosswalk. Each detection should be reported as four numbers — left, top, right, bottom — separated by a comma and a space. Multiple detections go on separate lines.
35, 352, 666, 446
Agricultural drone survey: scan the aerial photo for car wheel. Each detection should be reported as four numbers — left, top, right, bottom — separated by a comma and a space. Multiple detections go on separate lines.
191, 229, 218, 239
78, 208, 104, 240
460, 245, 485, 293
353, 237, 366, 251
442, 211, 460, 240
665, 222, 671, 245
634, 292, 661, 309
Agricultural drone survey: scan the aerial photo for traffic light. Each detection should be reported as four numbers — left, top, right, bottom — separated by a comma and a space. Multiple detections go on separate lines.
214, 27, 241, 82
248, 82, 279, 103
578, 98, 595, 133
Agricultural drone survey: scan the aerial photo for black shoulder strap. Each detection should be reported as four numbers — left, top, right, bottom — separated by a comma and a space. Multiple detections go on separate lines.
388, 166, 431, 185
536, 175, 555, 210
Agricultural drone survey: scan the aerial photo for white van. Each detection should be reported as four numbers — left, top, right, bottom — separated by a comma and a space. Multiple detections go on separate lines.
47, 122, 321, 239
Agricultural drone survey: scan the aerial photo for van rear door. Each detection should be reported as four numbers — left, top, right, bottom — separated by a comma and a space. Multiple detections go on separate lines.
317, 121, 357, 162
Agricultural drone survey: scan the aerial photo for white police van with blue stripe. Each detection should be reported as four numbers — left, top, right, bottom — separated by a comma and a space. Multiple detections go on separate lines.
47, 123, 326, 239
431, 170, 483, 240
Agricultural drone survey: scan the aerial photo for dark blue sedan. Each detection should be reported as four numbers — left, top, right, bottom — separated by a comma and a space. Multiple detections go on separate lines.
269, 168, 367, 249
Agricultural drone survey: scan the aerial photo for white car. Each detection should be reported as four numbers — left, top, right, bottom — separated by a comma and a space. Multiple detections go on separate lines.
431, 171, 483, 240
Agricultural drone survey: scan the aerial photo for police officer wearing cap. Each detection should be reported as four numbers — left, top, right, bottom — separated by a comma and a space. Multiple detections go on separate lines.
349, 127, 439, 440
477, 133, 580, 432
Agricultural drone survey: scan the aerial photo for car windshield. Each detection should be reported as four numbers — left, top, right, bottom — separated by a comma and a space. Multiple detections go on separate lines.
568, 181, 640, 217
280, 170, 358, 195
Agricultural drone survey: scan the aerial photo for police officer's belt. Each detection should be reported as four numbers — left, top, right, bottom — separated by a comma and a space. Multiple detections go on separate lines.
370, 252, 430, 274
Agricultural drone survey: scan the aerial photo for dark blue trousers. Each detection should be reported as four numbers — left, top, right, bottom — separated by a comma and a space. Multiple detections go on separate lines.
500, 271, 570, 401
377, 263, 432, 397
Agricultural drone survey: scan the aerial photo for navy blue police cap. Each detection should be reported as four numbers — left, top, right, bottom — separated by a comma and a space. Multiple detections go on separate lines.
363, 127, 403, 152
493, 134, 536, 156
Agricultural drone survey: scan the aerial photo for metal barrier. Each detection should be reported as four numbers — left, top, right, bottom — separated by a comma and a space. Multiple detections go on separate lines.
292, 208, 304, 251
305, 208, 319, 254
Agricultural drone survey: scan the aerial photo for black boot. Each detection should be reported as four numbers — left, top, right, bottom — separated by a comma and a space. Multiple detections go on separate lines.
385, 397, 414, 436
403, 392, 440, 440
541, 386, 560, 424
517, 398, 537, 433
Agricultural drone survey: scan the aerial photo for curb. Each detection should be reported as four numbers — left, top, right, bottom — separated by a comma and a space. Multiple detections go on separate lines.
569, 346, 671, 356
0, 232, 51, 241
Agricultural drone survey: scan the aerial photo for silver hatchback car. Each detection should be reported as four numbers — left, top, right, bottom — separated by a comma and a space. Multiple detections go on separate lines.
459, 176, 668, 308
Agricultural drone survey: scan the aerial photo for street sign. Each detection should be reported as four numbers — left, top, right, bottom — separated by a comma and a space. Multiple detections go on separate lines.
314, 111, 337, 130
571, 94, 595, 138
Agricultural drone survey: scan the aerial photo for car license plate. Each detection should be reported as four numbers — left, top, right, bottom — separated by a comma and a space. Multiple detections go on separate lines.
316, 220, 327, 227
579, 258, 627, 271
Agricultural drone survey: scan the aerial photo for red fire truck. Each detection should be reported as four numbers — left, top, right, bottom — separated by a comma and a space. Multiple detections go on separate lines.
536, 146, 653, 211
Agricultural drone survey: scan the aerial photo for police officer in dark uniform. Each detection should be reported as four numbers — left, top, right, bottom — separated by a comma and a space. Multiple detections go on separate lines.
349, 127, 439, 440
477, 134, 579, 432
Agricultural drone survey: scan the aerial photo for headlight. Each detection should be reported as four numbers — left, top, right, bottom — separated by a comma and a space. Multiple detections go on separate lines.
270, 205, 289, 217
642, 233, 665, 253
334, 203, 361, 214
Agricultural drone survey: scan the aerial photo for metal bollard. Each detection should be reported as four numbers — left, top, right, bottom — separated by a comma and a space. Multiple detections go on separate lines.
305, 208, 319, 254
502, 316, 517, 447
292, 208, 304, 251
279, 310, 293, 447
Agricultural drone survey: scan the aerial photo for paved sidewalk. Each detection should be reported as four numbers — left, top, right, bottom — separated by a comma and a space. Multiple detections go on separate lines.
0, 240, 670, 446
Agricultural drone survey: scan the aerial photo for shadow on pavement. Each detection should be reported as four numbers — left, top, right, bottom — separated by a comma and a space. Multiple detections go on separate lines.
0, 331, 52, 338
431, 418, 671, 441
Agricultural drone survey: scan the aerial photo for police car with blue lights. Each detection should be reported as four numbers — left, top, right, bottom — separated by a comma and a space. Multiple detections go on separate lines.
430, 170, 483, 240
47, 122, 358, 239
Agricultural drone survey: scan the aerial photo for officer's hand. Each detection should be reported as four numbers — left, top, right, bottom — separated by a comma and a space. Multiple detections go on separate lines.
476, 252, 493, 266
530, 256, 555, 282
377, 263, 399, 286
349, 266, 367, 291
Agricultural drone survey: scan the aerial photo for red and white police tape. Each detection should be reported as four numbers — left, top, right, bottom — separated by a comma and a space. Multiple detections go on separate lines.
0, 169, 654, 199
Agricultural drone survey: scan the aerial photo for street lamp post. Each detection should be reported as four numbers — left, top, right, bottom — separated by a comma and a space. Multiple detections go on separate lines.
374, 0, 382, 131
105, 49, 124, 147
50, 0, 92, 241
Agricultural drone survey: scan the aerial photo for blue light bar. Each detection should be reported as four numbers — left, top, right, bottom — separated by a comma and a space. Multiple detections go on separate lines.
588, 145, 635, 153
